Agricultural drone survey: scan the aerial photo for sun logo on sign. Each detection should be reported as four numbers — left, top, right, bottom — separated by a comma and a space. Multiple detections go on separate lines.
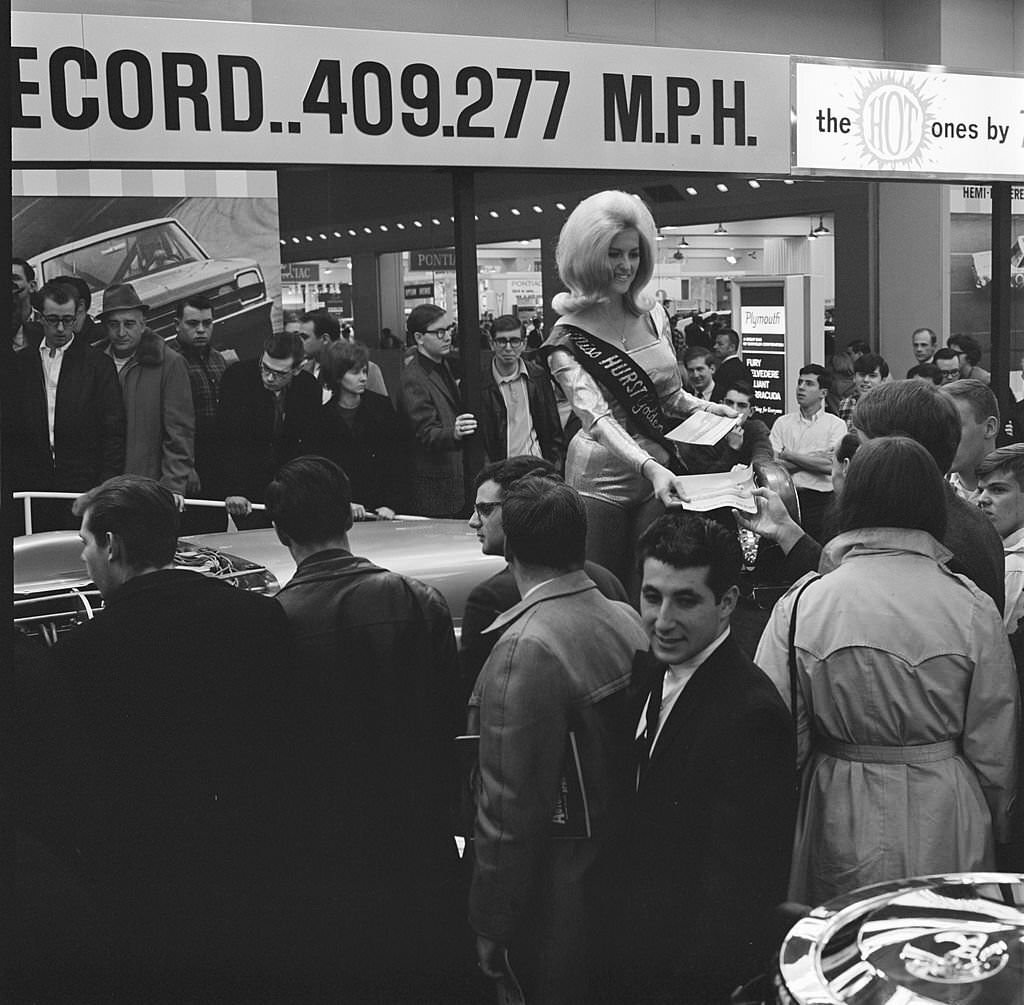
847, 71, 940, 171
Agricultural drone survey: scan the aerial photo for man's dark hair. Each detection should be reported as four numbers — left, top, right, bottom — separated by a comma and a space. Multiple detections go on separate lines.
502, 476, 586, 570
853, 353, 889, 379
263, 331, 303, 364
836, 431, 861, 465
716, 328, 740, 353
948, 333, 983, 367
175, 294, 213, 319
53, 275, 91, 311
636, 512, 742, 602
723, 379, 755, 404
12, 257, 35, 283
265, 455, 354, 544
846, 339, 870, 356
406, 304, 446, 339
839, 436, 946, 540
799, 363, 832, 392
933, 347, 960, 363
474, 455, 558, 492
908, 362, 943, 385
682, 345, 717, 368
73, 475, 179, 571
491, 315, 521, 335
941, 377, 1000, 424
38, 280, 77, 308
302, 308, 341, 342
978, 444, 1024, 492
852, 379, 961, 474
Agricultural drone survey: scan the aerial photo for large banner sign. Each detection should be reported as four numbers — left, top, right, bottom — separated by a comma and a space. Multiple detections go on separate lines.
12, 12, 790, 172
792, 57, 1024, 181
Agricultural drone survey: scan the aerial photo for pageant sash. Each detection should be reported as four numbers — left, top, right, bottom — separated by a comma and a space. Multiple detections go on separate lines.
541, 324, 683, 457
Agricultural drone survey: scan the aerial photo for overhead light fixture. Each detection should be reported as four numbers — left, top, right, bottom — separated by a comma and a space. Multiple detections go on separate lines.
783, 179, 795, 185
532, 205, 543, 213
807, 219, 818, 240
672, 247, 686, 261
413, 220, 423, 228
714, 222, 727, 235
748, 179, 761, 189
812, 216, 831, 236
291, 237, 300, 243
685, 186, 698, 196
319, 233, 327, 239
333, 231, 342, 238
379, 225, 388, 232
716, 183, 728, 193
656, 229, 664, 241
677, 236, 689, 248
347, 229, 357, 237
431, 218, 441, 225
510, 208, 521, 216
363, 227, 372, 234
396, 223, 405, 230
305, 235, 314, 241
279, 239, 286, 246
725, 254, 738, 265
556, 202, 567, 211
489, 210, 499, 218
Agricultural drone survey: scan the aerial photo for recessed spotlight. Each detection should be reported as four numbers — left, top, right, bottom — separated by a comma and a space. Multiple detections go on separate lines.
432, 218, 441, 225
413, 221, 423, 228
305, 235, 313, 241
319, 233, 327, 239
685, 187, 698, 196
489, 210, 499, 218
510, 208, 521, 216
396, 223, 405, 230
748, 180, 760, 189
279, 239, 287, 246
555, 202, 566, 210
716, 183, 728, 192
532, 205, 543, 213
379, 225, 388, 232
363, 227, 372, 234
291, 237, 300, 243
725, 254, 738, 265
783, 179, 795, 185
333, 231, 342, 238
348, 229, 357, 237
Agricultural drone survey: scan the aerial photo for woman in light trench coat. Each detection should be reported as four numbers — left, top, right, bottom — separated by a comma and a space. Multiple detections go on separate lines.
756, 436, 1018, 906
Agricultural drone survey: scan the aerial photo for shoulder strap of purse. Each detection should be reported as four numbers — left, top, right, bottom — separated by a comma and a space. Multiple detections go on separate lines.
787, 575, 820, 723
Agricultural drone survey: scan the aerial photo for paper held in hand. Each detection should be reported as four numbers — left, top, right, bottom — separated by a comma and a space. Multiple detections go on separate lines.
675, 466, 758, 514
665, 410, 738, 446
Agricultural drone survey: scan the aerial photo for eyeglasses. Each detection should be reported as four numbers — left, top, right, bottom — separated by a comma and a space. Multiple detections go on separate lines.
260, 362, 295, 379
493, 336, 524, 347
473, 501, 502, 519
422, 323, 457, 338
42, 315, 76, 328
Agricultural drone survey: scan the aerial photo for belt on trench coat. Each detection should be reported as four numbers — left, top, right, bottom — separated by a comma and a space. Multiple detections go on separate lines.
816, 737, 961, 764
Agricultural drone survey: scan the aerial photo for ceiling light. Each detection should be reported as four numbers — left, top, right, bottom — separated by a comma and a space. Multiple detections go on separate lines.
431, 218, 441, 225
716, 183, 728, 192
379, 225, 388, 231
672, 249, 685, 261
725, 254, 738, 265
474, 215, 479, 221
333, 231, 342, 238
413, 221, 423, 228
748, 180, 760, 189
511, 208, 521, 216
714, 222, 727, 235
319, 233, 327, 239
555, 202, 566, 210
656, 230, 664, 241
685, 187, 698, 196
807, 220, 818, 240
279, 239, 286, 246
305, 235, 313, 241
291, 237, 300, 243
812, 216, 831, 236
677, 236, 689, 247
532, 205, 543, 213
783, 179, 795, 185
363, 227, 372, 234
396, 223, 405, 230
348, 229, 357, 237
489, 210, 499, 218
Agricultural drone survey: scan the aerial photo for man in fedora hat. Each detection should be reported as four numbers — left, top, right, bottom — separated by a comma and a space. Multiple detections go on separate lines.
101, 282, 195, 506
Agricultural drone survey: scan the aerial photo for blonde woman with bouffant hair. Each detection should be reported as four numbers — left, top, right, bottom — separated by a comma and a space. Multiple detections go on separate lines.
540, 190, 735, 596
554, 190, 658, 317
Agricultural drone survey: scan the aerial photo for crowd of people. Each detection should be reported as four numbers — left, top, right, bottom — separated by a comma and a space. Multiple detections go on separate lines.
8, 192, 1024, 1004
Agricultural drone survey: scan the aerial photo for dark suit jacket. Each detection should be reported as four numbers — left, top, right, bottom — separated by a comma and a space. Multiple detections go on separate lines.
676, 417, 772, 474
478, 359, 565, 472
308, 391, 408, 512
217, 359, 320, 502
710, 355, 755, 403
459, 561, 627, 700
47, 570, 297, 986
7, 334, 125, 492
623, 638, 796, 1003
399, 352, 467, 517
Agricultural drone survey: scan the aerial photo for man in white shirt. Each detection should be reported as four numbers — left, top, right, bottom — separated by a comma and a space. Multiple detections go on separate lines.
941, 378, 999, 502
622, 513, 795, 1004
770, 363, 847, 542
976, 444, 1024, 636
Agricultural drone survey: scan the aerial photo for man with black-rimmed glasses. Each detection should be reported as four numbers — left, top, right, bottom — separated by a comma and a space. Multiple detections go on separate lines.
399, 303, 477, 517
478, 314, 564, 472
